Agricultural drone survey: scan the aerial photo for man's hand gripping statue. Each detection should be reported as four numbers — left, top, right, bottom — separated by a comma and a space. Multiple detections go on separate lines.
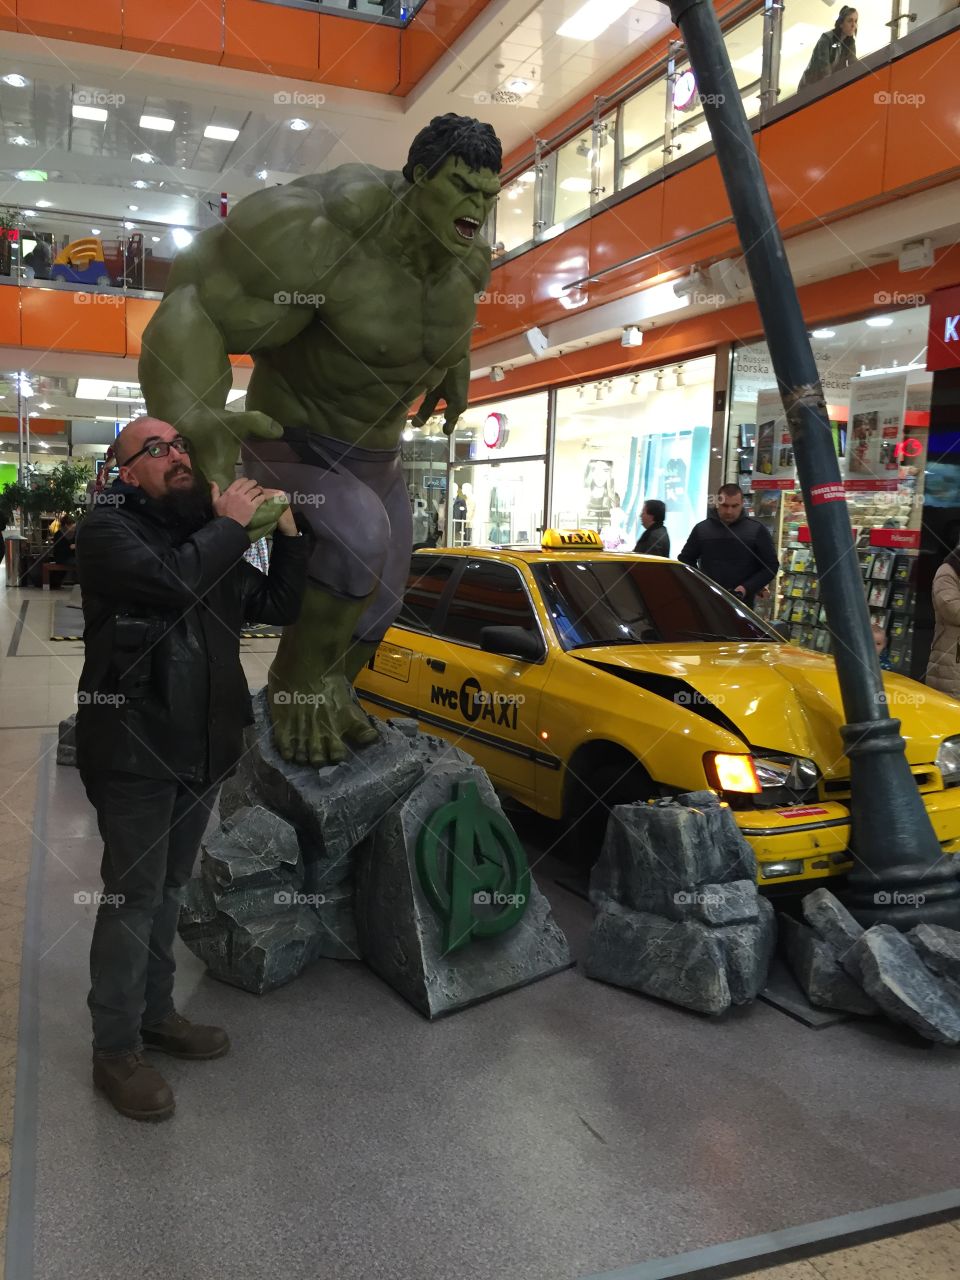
139, 113, 502, 766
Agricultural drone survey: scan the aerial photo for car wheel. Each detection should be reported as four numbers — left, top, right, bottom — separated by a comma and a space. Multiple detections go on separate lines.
560, 756, 653, 869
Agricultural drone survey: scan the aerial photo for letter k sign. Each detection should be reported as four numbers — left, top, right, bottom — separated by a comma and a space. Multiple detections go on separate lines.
945, 314, 960, 343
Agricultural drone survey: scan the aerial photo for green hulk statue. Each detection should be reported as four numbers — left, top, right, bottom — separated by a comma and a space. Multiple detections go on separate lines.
139, 114, 501, 766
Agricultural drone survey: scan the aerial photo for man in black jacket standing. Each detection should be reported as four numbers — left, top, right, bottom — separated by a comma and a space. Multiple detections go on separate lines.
632, 499, 670, 557
678, 483, 779, 608
76, 416, 310, 1122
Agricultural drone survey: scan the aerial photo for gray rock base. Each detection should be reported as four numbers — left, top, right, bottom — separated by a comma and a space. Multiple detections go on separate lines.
801, 887, 864, 980
909, 923, 960, 985
779, 914, 878, 1016
853, 925, 960, 1045
585, 795, 775, 1015
357, 763, 572, 1019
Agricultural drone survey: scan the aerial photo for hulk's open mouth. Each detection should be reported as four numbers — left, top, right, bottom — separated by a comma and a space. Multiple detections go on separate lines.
454, 216, 481, 241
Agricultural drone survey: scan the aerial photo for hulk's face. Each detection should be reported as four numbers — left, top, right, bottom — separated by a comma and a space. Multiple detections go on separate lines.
412, 155, 500, 258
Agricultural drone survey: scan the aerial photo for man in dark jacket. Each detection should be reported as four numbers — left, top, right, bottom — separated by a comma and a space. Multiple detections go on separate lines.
76, 416, 310, 1122
678, 484, 779, 608
633, 499, 670, 557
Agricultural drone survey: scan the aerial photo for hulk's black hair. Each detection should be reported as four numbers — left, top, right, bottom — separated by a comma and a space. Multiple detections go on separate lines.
402, 114, 502, 183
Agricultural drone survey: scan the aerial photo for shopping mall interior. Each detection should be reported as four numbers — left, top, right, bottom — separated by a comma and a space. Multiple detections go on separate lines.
1, 0, 960, 1276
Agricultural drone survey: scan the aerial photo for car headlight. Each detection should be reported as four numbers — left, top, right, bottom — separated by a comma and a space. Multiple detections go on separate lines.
936, 735, 960, 787
705, 752, 818, 798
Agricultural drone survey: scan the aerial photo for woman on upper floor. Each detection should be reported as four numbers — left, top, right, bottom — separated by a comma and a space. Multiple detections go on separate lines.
799, 6, 858, 90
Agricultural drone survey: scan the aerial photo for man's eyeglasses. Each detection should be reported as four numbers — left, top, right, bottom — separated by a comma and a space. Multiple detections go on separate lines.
122, 436, 191, 465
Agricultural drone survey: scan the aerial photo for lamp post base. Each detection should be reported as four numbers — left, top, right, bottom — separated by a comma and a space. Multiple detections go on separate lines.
840, 717, 960, 930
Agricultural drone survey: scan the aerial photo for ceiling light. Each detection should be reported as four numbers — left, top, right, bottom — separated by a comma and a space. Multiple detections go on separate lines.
621, 326, 643, 348
72, 104, 108, 122
140, 114, 175, 132
131, 152, 156, 163
22, 209, 35, 217
16, 170, 46, 182
655, 368, 665, 391
866, 316, 893, 328
127, 204, 139, 211
676, 365, 686, 387
560, 177, 592, 193
489, 365, 505, 382
2, 74, 28, 88
204, 124, 240, 142
519, 170, 536, 184
132, 180, 148, 190
171, 228, 193, 249
38, 401, 51, 409
506, 79, 531, 95
558, 0, 636, 41
9, 136, 28, 146
256, 169, 268, 180
35, 199, 51, 208
811, 328, 835, 339
288, 118, 310, 132
76, 379, 115, 399
90, 227, 101, 235
151, 235, 161, 243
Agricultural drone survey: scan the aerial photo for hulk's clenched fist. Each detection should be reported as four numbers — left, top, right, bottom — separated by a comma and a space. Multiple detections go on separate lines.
139, 113, 501, 765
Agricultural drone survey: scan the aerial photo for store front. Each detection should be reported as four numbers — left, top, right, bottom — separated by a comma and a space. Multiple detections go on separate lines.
725, 306, 933, 669
413, 357, 718, 555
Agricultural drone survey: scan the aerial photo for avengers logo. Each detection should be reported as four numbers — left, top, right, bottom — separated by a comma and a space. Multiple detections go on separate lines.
416, 779, 531, 954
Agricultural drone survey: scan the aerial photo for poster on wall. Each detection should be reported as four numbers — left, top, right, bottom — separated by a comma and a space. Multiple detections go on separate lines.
845, 373, 906, 488
752, 389, 796, 488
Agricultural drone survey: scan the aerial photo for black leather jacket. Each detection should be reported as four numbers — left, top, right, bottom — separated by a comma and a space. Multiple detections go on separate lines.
633, 523, 671, 558
75, 481, 310, 782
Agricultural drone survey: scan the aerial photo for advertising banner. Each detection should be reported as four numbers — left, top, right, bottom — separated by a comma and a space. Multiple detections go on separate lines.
845, 373, 907, 488
752, 389, 796, 489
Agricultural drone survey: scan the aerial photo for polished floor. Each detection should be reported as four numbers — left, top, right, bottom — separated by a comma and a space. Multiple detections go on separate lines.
1, 581, 959, 1280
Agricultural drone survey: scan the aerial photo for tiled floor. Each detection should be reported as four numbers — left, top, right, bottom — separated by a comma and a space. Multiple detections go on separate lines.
1, 582, 958, 1280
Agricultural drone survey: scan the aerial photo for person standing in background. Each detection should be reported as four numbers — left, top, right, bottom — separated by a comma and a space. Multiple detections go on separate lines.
926, 546, 960, 699
633, 500, 670, 557
799, 6, 857, 89
679, 484, 779, 608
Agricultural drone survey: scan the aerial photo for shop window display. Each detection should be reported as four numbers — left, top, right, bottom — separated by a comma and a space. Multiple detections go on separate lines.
401, 417, 449, 548
727, 309, 931, 666
552, 358, 715, 554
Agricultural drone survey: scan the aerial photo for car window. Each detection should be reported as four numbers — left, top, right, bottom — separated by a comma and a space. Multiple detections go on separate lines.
440, 561, 537, 647
532, 559, 779, 648
395, 555, 457, 632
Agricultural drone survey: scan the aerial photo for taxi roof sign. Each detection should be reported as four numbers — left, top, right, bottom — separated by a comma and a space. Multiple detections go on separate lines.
541, 528, 604, 550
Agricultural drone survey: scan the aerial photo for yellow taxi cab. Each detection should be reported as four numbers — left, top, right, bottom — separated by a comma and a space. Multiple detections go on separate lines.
355, 529, 960, 887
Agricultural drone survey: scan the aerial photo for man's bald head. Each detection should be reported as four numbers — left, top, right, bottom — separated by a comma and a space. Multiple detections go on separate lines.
114, 416, 177, 466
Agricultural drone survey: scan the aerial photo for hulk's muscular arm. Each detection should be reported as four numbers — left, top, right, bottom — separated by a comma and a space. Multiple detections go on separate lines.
139, 175, 381, 488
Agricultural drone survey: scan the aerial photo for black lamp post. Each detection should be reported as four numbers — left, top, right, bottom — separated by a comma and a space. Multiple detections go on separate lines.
665, 0, 960, 928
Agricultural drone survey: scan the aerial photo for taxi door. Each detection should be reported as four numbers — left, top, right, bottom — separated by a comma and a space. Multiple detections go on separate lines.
413, 558, 553, 806
360, 553, 459, 724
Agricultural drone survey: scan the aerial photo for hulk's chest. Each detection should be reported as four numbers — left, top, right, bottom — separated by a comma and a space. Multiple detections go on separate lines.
317, 258, 479, 367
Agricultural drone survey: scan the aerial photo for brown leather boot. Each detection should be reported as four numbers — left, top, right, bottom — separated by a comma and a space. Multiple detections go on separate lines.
93, 1051, 175, 1122
141, 1011, 230, 1060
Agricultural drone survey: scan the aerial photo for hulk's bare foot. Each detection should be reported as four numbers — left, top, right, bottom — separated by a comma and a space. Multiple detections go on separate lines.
267, 668, 378, 765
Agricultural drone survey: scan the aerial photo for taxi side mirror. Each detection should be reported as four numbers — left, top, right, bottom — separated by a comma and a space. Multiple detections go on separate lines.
480, 626, 545, 663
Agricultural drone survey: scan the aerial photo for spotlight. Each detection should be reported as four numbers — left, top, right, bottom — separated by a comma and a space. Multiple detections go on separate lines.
655, 369, 665, 391
630, 375, 641, 395
621, 326, 643, 348
489, 365, 505, 382
525, 326, 549, 358
676, 365, 686, 387
672, 269, 705, 300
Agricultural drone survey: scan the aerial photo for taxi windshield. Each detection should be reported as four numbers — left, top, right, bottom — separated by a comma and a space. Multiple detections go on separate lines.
532, 559, 781, 649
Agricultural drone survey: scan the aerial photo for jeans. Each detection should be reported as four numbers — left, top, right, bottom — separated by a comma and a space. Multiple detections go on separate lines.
82, 771, 217, 1054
